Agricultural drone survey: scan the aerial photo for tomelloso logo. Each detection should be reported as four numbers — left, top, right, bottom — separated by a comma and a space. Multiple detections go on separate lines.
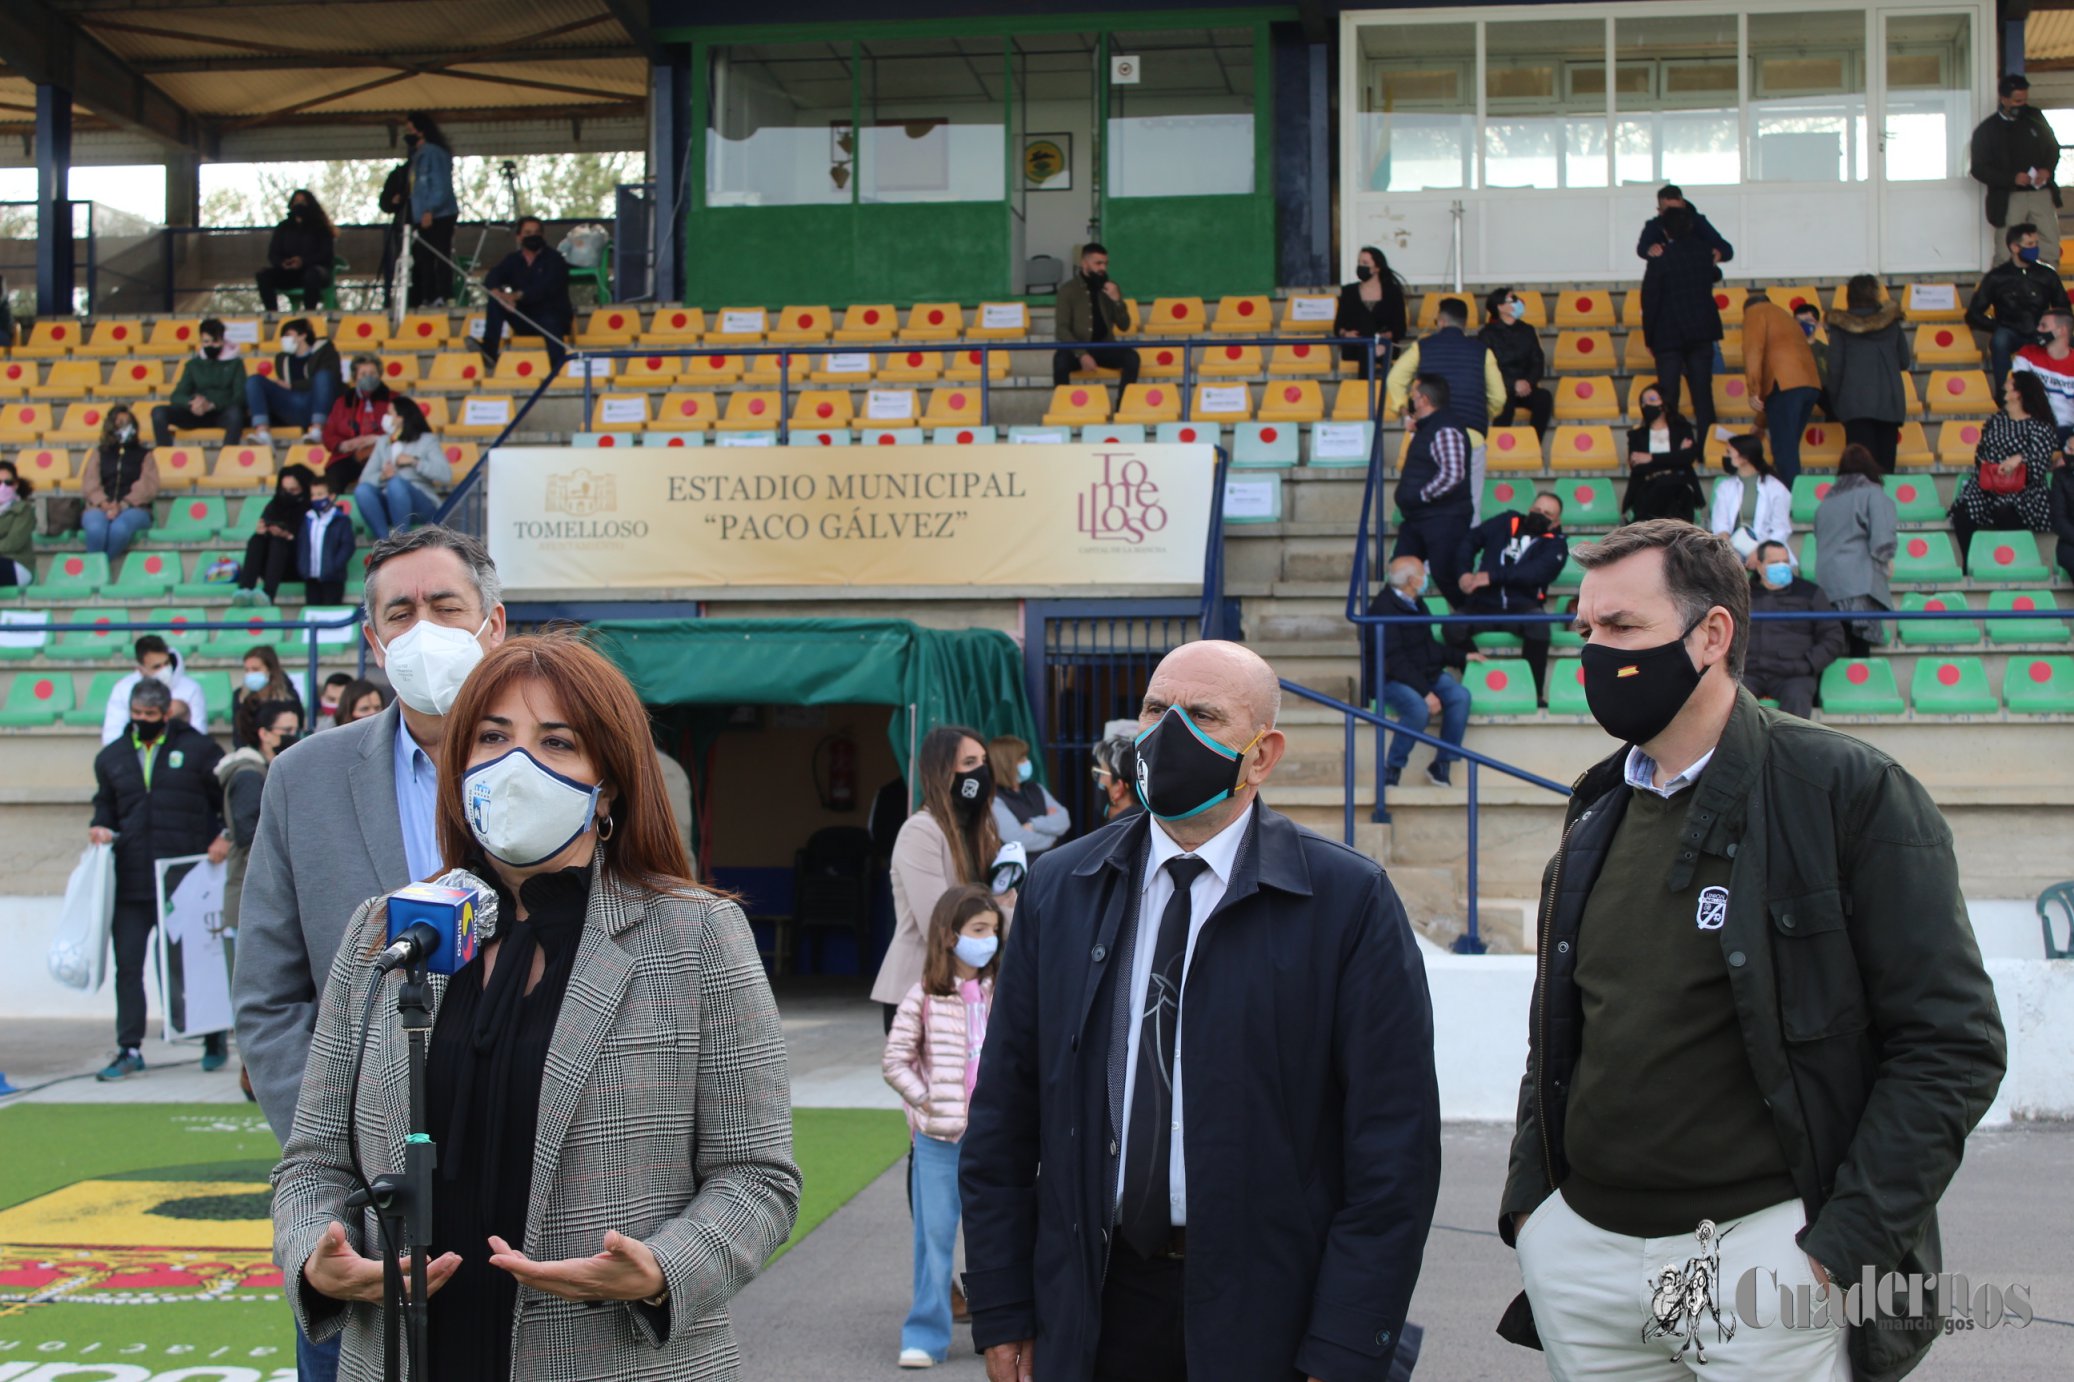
545, 467, 617, 518
1078, 453, 1168, 543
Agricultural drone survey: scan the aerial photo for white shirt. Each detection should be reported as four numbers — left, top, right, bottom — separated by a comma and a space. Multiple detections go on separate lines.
101, 668, 210, 744
1113, 806, 1254, 1226
1624, 744, 1716, 799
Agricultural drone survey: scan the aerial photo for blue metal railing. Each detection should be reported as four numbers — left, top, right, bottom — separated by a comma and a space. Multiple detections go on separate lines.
6, 610, 367, 710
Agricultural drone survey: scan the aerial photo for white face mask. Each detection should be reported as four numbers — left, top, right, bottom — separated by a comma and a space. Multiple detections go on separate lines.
376, 614, 489, 716
463, 746, 602, 867
381, 411, 400, 435
953, 934, 999, 970
146, 665, 174, 685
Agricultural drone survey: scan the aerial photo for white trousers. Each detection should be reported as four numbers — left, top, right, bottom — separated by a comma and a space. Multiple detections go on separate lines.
1516, 1192, 1852, 1381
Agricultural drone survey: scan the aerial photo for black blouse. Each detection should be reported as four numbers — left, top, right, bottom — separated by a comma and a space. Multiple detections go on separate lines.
1623, 421, 1706, 523
1334, 279, 1408, 343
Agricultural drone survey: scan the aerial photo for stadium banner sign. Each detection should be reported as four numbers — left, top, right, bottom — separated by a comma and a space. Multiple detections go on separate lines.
486, 444, 1217, 590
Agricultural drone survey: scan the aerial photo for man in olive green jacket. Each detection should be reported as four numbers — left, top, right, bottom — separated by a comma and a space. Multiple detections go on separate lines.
1498, 520, 2004, 1382
1051, 242, 1138, 387
150, 316, 248, 447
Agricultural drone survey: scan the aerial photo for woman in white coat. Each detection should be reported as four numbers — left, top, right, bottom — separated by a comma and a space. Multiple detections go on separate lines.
1710, 434, 1794, 567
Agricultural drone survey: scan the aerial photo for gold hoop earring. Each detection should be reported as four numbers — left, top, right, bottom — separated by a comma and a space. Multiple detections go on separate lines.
596, 815, 615, 842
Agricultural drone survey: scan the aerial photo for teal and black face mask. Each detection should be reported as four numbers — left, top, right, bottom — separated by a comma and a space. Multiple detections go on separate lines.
1132, 706, 1265, 821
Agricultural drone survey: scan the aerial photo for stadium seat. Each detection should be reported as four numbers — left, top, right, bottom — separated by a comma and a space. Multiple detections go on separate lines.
1621, 330, 1655, 374
1543, 658, 1589, 715
0, 612, 52, 655
78, 320, 147, 358
768, 306, 833, 344
1926, 370, 1992, 416
931, 426, 998, 445
573, 307, 641, 346
941, 347, 1010, 382
900, 304, 965, 342
0, 360, 34, 396
1553, 331, 1613, 373
1007, 426, 1069, 444
1267, 342, 1332, 376
1144, 298, 1207, 336
638, 306, 708, 346
1465, 658, 1537, 716
1716, 329, 1745, 372
1552, 477, 1620, 526
1482, 476, 1538, 516
1763, 284, 1822, 315
148, 606, 208, 649
1232, 422, 1299, 467
1256, 380, 1324, 424
622, 354, 686, 386
833, 305, 898, 343
150, 445, 207, 492
174, 548, 243, 599
1965, 532, 2049, 582
684, 352, 747, 386
1552, 291, 1616, 329
380, 313, 450, 350
14, 447, 73, 489
652, 392, 718, 432
1795, 422, 1845, 469
375, 356, 421, 390
55, 607, 128, 658
969, 302, 1030, 339
443, 442, 483, 481
789, 390, 855, 430
861, 388, 920, 427
1278, 294, 1338, 334
2004, 655, 2074, 714
1043, 385, 1112, 427
878, 350, 943, 384
41, 553, 110, 601
499, 351, 558, 387
28, 362, 100, 400
13, 322, 83, 358
575, 431, 637, 448
1549, 425, 1617, 471
1896, 421, 1935, 467
1789, 475, 1828, 524
796, 427, 851, 446
1550, 552, 1586, 591
1911, 656, 1997, 715
1895, 592, 1974, 647
1329, 381, 1380, 421
450, 396, 517, 437
921, 386, 982, 428
327, 315, 382, 349
1711, 375, 1757, 420
588, 395, 651, 431
1082, 424, 1147, 446
742, 351, 810, 386
1819, 658, 1904, 714
1937, 418, 1986, 465
140, 319, 203, 356
864, 426, 939, 447
61, 671, 126, 726
1914, 324, 1979, 365
425, 353, 489, 391
1137, 343, 1186, 379
1901, 283, 1962, 322
47, 404, 109, 444
1706, 285, 1746, 327
156, 495, 228, 545
1199, 344, 1262, 378
1796, 534, 1818, 584
202, 444, 276, 491
1155, 421, 1223, 448
103, 551, 180, 600
1481, 425, 1540, 471
1190, 383, 1252, 424
1211, 296, 1272, 334
0, 672, 75, 727
1113, 384, 1182, 426
1221, 475, 1282, 525
1985, 590, 2069, 644
1885, 475, 1945, 521
641, 432, 705, 448
1554, 377, 1620, 421
705, 307, 769, 344
717, 392, 783, 431
1893, 531, 1963, 583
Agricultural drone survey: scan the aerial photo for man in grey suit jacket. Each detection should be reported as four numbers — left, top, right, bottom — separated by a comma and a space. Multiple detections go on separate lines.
233, 525, 505, 1382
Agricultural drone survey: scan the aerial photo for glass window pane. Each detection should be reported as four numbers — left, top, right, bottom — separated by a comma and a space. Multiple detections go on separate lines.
860, 38, 1005, 204
1749, 12, 1867, 182
1485, 19, 1609, 189
1885, 13, 1974, 182
706, 43, 854, 207
1358, 23, 1475, 191
1614, 14, 1740, 187
1106, 28, 1255, 197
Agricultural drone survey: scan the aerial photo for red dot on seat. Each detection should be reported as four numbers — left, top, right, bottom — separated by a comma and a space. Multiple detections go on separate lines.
1070, 389, 1089, 407
189, 501, 205, 518
64, 558, 83, 575
1925, 599, 1946, 610
3, 365, 17, 379
516, 362, 533, 376
956, 430, 974, 444
1962, 426, 1978, 442
863, 309, 881, 324
176, 326, 191, 340
928, 309, 945, 325
815, 402, 834, 419
1576, 485, 1596, 503
1847, 663, 1870, 684
1578, 337, 1596, 354
1576, 382, 1594, 399
1808, 427, 1825, 444
1260, 426, 1279, 443
463, 366, 477, 380
670, 313, 688, 328
1935, 330, 1954, 347
748, 399, 766, 415
16, 409, 30, 423
599, 435, 616, 447
1714, 293, 1730, 309
797, 313, 813, 329
1157, 350, 1175, 366
1225, 345, 1242, 360
1994, 546, 2016, 565
1575, 665, 1587, 684
1487, 670, 1509, 691
1170, 303, 1187, 319
1816, 483, 1831, 498
446, 446, 462, 461
1946, 378, 1965, 395
33, 679, 53, 700
641, 356, 661, 370
1496, 483, 1515, 501
417, 322, 434, 337
112, 326, 128, 339
1147, 389, 1165, 406
1282, 385, 1301, 403
948, 392, 967, 409
1573, 434, 1591, 451
2015, 596, 2036, 611
817, 433, 833, 445
51, 327, 66, 340
1179, 428, 1198, 443
1497, 433, 1516, 451
386, 363, 402, 376
907, 353, 923, 367
2030, 661, 2053, 683
1908, 538, 1929, 557
131, 366, 146, 380
84, 410, 100, 424
1294, 344, 1311, 358
1728, 379, 1744, 396
1576, 296, 1594, 312
1237, 300, 1256, 316
966, 351, 982, 365
667, 436, 684, 446
877, 434, 896, 446
1937, 664, 1960, 686
144, 556, 162, 573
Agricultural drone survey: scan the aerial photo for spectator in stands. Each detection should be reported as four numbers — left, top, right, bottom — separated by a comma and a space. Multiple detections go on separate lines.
1377, 555, 1475, 788
89, 676, 229, 1081
1636, 184, 1733, 263
1052, 242, 1137, 388
232, 463, 314, 606
232, 646, 305, 751
378, 157, 411, 312
2009, 307, 2074, 444
1480, 287, 1553, 439
1386, 297, 1502, 520
82, 405, 158, 561
1813, 443, 1900, 655
332, 677, 389, 727
218, 698, 302, 944
151, 319, 247, 448
255, 189, 337, 314
313, 672, 353, 728
1710, 435, 1793, 567
1794, 302, 1831, 400
986, 734, 1069, 857
0, 458, 33, 589
318, 355, 393, 492
1334, 244, 1408, 368
247, 317, 340, 448
1965, 223, 2070, 395
2053, 450, 2074, 586
1742, 540, 1846, 719
1970, 73, 2062, 269
294, 475, 355, 606
353, 396, 450, 541
1088, 733, 1140, 824
1952, 368, 2058, 572
1639, 207, 1725, 438
403, 111, 459, 308
1824, 274, 1911, 473
1448, 491, 1568, 703
871, 725, 1006, 1034
1622, 380, 1705, 524
476, 216, 573, 374
1742, 287, 1823, 484
100, 634, 209, 746
1390, 373, 1477, 606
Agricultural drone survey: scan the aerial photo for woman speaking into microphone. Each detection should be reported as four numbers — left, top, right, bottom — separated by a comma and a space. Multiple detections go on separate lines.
271, 632, 800, 1381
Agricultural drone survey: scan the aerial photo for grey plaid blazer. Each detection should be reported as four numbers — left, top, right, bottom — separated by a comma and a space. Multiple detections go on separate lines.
271, 863, 801, 1381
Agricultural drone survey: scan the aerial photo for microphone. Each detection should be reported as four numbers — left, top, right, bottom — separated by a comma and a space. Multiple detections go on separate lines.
375, 868, 495, 976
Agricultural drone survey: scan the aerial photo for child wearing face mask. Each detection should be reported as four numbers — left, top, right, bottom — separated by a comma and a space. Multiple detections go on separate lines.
883, 884, 1003, 1370
293, 477, 357, 606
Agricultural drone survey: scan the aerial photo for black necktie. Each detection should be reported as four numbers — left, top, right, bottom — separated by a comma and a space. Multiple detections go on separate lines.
1117, 853, 1209, 1257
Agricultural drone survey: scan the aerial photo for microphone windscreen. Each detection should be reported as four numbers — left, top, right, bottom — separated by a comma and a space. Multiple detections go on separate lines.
383, 872, 492, 976
432, 868, 499, 934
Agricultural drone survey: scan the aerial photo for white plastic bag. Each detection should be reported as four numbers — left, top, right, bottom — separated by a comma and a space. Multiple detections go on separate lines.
559, 224, 610, 268
48, 842, 116, 992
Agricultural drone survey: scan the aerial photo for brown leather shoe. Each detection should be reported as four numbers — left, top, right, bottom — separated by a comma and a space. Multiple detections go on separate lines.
951, 1283, 969, 1323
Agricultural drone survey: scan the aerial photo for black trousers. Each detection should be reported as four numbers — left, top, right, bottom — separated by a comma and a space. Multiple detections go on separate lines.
409, 215, 458, 307
238, 531, 295, 598
1652, 343, 1716, 435
301, 578, 345, 606
1494, 385, 1555, 438
1843, 418, 1899, 473
1447, 617, 1551, 699
1092, 1239, 1188, 1382
1054, 345, 1140, 388
113, 897, 166, 1051
151, 403, 245, 448
1392, 512, 1473, 609
1950, 499, 2031, 570
255, 263, 331, 312
1743, 670, 1817, 719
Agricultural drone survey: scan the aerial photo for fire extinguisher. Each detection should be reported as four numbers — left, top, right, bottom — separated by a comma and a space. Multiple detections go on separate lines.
815, 733, 857, 812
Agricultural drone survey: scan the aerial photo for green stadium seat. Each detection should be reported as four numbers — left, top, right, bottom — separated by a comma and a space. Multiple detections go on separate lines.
1964, 532, 2048, 582
1231, 422, 1299, 468
1552, 477, 1620, 527
1788, 474, 1829, 525
1307, 420, 1373, 466
1551, 552, 1586, 591
62, 670, 126, 726
1796, 533, 1817, 585
103, 551, 180, 600
1221, 476, 1281, 525
146, 607, 208, 655
1547, 658, 1590, 715
41, 552, 110, 601
1482, 476, 1538, 517
1910, 656, 1997, 715
157, 496, 230, 544
174, 550, 244, 600
1080, 424, 1147, 446
0, 610, 50, 660
189, 669, 232, 730
0, 671, 74, 726
1819, 658, 1904, 715
930, 426, 999, 446
1893, 532, 1961, 584
1465, 658, 1537, 716
1472, 630, 1523, 653
2004, 655, 2074, 714
1155, 421, 1223, 448
1897, 592, 1976, 647
210, 609, 302, 660
1422, 595, 1448, 642
1985, 590, 2071, 644
56, 608, 131, 658
1885, 475, 1945, 522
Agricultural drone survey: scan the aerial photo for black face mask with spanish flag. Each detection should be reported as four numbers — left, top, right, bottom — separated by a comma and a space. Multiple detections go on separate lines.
1579, 615, 1705, 744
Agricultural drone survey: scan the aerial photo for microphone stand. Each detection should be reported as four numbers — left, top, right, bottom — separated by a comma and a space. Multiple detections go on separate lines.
347, 960, 437, 1382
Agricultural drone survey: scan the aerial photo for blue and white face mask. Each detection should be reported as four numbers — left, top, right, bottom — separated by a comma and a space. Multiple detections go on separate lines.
1133, 706, 1265, 821
463, 746, 602, 867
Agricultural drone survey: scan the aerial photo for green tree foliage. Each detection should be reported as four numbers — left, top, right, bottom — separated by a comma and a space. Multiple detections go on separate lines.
201, 151, 641, 227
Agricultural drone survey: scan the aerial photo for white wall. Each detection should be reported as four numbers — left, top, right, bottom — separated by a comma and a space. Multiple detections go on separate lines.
1022, 98, 1095, 272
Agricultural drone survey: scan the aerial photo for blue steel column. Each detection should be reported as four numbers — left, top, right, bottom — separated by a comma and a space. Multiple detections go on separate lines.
649, 54, 690, 304
36, 85, 74, 317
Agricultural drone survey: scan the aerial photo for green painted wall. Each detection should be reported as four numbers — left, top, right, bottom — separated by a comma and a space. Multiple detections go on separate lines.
1103, 195, 1276, 299
683, 202, 1006, 308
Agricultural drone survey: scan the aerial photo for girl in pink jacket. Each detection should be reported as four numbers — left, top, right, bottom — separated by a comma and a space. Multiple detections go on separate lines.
882, 883, 1002, 1368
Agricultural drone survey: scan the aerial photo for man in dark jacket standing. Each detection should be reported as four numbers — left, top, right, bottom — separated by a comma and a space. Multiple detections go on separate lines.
1641, 207, 1728, 438
1743, 540, 1846, 718
90, 678, 229, 1081
1965, 222, 2071, 394
962, 638, 1439, 1382
1636, 184, 1734, 263
1053, 242, 1138, 387
1387, 298, 1503, 521
1480, 287, 1553, 438
1970, 73, 2061, 268
1391, 373, 1477, 605
1497, 520, 2004, 1381
1448, 492, 1568, 703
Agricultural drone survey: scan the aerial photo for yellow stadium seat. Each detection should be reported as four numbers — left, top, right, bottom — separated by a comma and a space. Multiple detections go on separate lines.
1901, 369, 1923, 418
1926, 370, 1991, 416
1113, 383, 1184, 425
715, 391, 783, 431
1797, 421, 1846, 468
1619, 289, 1644, 328
425, 353, 489, 391
1718, 329, 1744, 372
1550, 426, 1617, 471
333, 315, 389, 350
969, 302, 1030, 339
139, 320, 205, 356
1937, 418, 1987, 465
1706, 286, 1745, 328
1114, 299, 1141, 337
202, 443, 277, 491
1554, 376, 1620, 421
1268, 342, 1333, 376
1511, 289, 1548, 326
573, 307, 642, 346
834, 304, 899, 343
768, 306, 833, 344
107, 358, 168, 396
1189, 383, 1252, 423
77, 321, 143, 357
789, 390, 855, 429
1553, 331, 1614, 373
1765, 284, 1823, 315
808, 352, 874, 386
1553, 290, 1617, 328
153, 445, 206, 491
442, 441, 483, 482
1256, 380, 1323, 423
1211, 296, 1272, 334
638, 306, 708, 346
941, 347, 1011, 382
449, 395, 517, 437
684, 352, 747, 386
1042, 384, 1113, 427
410, 396, 451, 431
1897, 421, 1934, 466
13, 322, 84, 357
859, 388, 919, 426
1330, 380, 1380, 421
1914, 324, 1979, 365
1199, 344, 1262, 378
0, 360, 33, 394
0, 402, 51, 441
1902, 283, 1962, 323
1138, 342, 1186, 379
878, 349, 943, 384
743, 351, 811, 385
923, 385, 983, 426
47, 403, 109, 443
1278, 294, 1338, 335
376, 356, 421, 390
587, 395, 652, 432
499, 352, 557, 387
1143, 298, 1207, 337
704, 307, 769, 344
1712, 375, 1758, 420
14, 446, 73, 487
652, 392, 718, 432
1622, 331, 1656, 374
385, 313, 454, 350
900, 303, 965, 342
622, 354, 686, 386
1483, 425, 1543, 471
29, 362, 101, 400
283, 443, 330, 473
1416, 291, 1478, 330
